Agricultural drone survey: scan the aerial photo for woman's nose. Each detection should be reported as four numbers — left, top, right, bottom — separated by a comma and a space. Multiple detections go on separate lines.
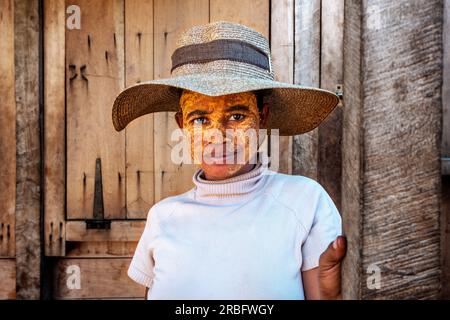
208, 119, 227, 134
204, 120, 236, 144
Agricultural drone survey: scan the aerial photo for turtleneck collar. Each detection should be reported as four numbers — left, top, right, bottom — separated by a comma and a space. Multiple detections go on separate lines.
192, 161, 270, 204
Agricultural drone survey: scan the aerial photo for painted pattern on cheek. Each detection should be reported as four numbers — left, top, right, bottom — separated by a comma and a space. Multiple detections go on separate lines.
180, 90, 261, 173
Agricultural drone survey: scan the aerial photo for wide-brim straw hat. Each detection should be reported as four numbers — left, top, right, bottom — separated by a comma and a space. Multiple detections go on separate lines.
112, 21, 339, 136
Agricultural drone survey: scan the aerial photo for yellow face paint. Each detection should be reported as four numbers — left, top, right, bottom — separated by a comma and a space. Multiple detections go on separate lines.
179, 89, 262, 180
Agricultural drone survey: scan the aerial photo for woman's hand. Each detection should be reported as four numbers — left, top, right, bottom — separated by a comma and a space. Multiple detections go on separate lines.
318, 235, 347, 299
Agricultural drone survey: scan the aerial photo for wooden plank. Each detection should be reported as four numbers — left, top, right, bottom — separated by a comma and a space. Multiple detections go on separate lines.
0, 0, 16, 258
317, 0, 344, 212
0, 259, 16, 299
361, 0, 441, 299
210, 0, 269, 35
65, 221, 145, 242
66, 0, 126, 220
270, 0, 294, 93
442, 0, 450, 299
152, 0, 208, 202
65, 241, 137, 258
442, 176, 450, 299
124, 0, 155, 219
343, 0, 442, 299
270, 0, 293, 175
292, 0, 321, 179
53, 258, 144, 299
44, 0, 66, 257
443, 0, 450, 158
14, 0, 41, 299
341, 0, 363, 299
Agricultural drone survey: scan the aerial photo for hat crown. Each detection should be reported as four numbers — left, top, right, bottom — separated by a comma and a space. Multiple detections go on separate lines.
176, 21, 269, 52
171, 21, 274, 80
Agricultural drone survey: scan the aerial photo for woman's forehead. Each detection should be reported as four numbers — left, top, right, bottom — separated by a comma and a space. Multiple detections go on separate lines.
180, 89, 257, 109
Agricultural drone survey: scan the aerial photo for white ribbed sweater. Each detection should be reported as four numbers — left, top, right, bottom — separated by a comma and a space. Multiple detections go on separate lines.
128, 162, 342, 300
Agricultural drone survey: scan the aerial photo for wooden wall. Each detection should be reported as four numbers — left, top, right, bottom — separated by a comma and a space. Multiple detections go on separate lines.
0, 0, 446, 300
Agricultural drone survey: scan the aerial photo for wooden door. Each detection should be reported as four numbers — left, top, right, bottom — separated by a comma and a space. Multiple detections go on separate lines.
44, 0, 294, 299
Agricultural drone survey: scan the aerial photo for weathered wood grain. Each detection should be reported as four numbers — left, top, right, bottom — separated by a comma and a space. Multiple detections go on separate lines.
317, 0, 344, 212
292, 0, 320, 179
65, 220, 145, 242
0, 259, 16, 299
66, 0, 126, 220
125, 0, 155, 219
270, 0, 293, 174
14, 0, 41, 299
341, 0, 364, 300
44, 0, 66, 257
53, 258, 143, 299
0, 0, 16, 258
342, 0, 442, 299
210, 0, 269, 35
442, 176, 450, 299
442, 0, 450, 158
442, 0, 450, 299
65, 241, 137, 258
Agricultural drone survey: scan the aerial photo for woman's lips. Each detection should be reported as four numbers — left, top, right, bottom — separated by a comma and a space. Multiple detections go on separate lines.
202, 144, 244, 164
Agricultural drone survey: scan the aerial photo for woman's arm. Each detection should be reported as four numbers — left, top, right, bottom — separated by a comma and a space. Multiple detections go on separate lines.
302, 267, 321, 299
302, 236, 347, 300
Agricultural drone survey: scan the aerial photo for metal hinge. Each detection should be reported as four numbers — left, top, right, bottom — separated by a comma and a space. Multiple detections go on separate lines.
85, 158, 111, 229
335, 84, 343, 100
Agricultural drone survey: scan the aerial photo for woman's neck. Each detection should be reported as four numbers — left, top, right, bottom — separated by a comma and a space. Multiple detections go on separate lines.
202, 163, 257, 181
192, 161, 269, 204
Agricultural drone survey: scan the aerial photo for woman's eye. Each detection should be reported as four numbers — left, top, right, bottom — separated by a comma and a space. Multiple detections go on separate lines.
192, 117, 207, 125
229, 114, 245, 121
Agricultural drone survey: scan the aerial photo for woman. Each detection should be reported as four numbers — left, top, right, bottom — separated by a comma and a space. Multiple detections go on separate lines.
112, 21, 346, 300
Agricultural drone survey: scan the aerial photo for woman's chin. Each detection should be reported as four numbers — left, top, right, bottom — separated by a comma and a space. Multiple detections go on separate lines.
201, 163, 244, 180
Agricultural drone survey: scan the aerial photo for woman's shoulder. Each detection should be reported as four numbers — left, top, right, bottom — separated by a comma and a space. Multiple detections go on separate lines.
264, 171, 340, 231
146, 188, 194, 220
265, 170, 337, 215
265, 169, 328, 198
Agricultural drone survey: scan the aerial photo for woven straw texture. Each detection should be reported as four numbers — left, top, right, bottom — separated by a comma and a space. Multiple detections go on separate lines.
112, 21, 339, 136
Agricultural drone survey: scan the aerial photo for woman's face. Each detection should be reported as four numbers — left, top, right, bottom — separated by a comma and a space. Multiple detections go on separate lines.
176, 89, 268, 180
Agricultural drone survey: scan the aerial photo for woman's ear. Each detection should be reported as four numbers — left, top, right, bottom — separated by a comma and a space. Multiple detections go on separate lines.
259, 103, 270, 128
175, 111, 184, 129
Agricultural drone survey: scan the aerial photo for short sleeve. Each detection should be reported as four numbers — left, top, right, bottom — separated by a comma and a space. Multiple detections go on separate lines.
301, 187, 342, 271
127, 206, 160, 288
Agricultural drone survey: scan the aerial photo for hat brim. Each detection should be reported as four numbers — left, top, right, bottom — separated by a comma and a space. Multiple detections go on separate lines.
112, 72, 339, 136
